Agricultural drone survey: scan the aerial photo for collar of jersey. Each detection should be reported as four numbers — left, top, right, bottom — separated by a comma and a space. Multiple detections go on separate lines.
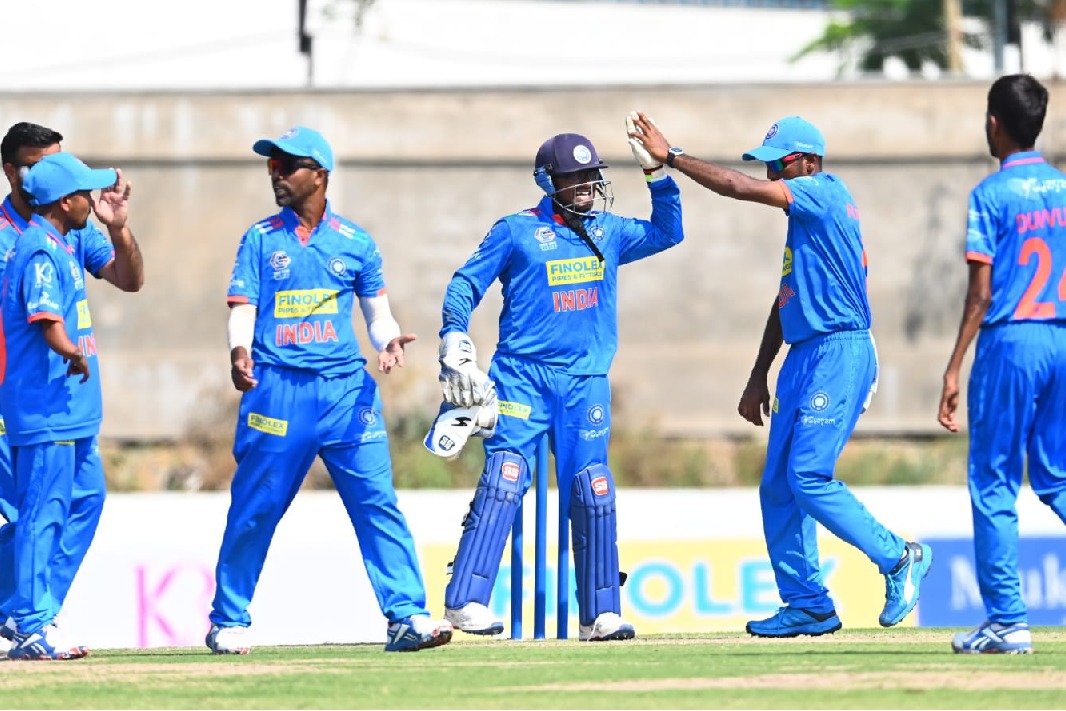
279, 199, 335, 236
535, 195, 605, 225
0, 194, 30, 234
26, 214, 74, 254
1000, 151, 1044, 171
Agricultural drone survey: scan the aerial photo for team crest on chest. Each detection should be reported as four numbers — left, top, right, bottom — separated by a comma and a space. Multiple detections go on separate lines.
534, 227, 557, 251
270, 250, 291, 280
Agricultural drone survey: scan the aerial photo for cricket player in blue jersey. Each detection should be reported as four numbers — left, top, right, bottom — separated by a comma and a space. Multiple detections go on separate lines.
0, 151, 137, 660
427, 122, 683, 641
207, 126, 452, 654
0, 122, 144, 656
629, 112, 932, 637
939, 74, 1066, 655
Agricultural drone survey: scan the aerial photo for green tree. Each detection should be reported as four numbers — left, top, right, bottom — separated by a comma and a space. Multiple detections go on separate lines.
794, 0, 1064, 75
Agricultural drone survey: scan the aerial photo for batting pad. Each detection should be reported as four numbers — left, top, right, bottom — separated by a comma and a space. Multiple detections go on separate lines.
445, 451, 527, 609
570, 464, 621, 626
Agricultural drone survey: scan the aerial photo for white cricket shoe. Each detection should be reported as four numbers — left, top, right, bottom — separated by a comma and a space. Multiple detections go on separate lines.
579, 612, 636, 642
205, 624, 251, 655
444, 602, 504, 635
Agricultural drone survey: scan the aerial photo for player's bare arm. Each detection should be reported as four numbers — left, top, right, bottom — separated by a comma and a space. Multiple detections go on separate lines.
39, 318, 90, 382
93, 169, 145, 292
738, 299, 784, 427
938, 261, 992, 432
628, 111, 790, 209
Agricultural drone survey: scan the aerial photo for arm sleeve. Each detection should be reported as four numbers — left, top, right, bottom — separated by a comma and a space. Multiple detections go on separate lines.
226, 227, 261, 306
358, 294, 402, 351
440, 220, 513, 336
965, 186, 997, 264
355, 242, 387, 298
21, 250, 68, 323
227, 303, 257, 351
783, 175, 827, 222
617, 176, 684, 265
79, 224, 116, 278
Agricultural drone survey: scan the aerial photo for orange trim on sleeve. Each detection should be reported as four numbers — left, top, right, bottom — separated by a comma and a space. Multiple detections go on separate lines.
227, 296, 251, 305
376, 288, 387, 296
28, 313, 63, 324
778, 181, 793, 204
966, 251, 993, 265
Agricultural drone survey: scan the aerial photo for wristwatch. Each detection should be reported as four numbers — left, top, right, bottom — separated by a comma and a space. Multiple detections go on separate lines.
666, 146, 684, 168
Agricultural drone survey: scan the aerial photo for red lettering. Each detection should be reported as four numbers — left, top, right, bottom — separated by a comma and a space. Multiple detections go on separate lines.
552, 288, 600, 313
1016, 207, 1066, 234
777, 283, 796, 309
274, 321, 339, 345
78, 334, 97, 357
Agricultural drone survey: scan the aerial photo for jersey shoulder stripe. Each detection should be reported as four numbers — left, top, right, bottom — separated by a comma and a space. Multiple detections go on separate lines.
327, 213, 370, 242
251, 214, 286, 236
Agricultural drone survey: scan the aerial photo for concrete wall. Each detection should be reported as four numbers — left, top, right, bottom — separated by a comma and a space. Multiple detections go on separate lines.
3, 82, 1060, 439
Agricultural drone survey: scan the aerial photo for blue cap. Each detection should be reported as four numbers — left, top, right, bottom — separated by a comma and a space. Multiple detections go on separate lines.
23, 152, 117, 206
253, 126, 334, 172
742, 116, 826, 162
535, 133, 608, 176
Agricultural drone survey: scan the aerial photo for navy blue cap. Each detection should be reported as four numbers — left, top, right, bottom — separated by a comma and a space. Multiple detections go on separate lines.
253, 126, 334, 172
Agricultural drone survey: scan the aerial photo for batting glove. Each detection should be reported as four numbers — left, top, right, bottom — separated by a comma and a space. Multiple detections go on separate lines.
626, 111, 666, 183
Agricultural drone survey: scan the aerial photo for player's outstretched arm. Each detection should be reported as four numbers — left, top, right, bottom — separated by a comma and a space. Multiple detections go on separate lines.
628, 111, 789, 209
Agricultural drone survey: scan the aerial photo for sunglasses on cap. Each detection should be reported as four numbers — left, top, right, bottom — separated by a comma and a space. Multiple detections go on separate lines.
765, 152, 806, 174
267, 155, 322, 176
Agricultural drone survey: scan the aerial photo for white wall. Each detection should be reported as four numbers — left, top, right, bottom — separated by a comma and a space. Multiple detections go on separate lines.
54, 487, 1066, 650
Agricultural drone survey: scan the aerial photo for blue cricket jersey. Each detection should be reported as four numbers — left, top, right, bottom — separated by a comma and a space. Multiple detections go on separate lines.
440, 178, 683, 375
0, 217, 102, 445
227, 201, 384, 376
0, 195, 114, 442
966, 151, 1066, 325
777, 173, 871, 344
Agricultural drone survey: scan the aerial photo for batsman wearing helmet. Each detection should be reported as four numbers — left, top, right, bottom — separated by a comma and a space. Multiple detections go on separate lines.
428, 122, 683, 640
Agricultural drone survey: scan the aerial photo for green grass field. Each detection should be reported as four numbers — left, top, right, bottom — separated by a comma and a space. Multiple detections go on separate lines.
2, 628, 1064, 709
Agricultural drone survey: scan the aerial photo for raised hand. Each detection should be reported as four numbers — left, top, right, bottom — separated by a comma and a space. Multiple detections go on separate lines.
92, 168, 132, 229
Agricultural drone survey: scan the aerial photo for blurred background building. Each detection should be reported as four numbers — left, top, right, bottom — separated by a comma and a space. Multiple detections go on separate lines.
2, 0, 1065, 455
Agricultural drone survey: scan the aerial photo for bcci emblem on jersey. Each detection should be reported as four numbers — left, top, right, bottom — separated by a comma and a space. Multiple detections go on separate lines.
328, 257, 347, 276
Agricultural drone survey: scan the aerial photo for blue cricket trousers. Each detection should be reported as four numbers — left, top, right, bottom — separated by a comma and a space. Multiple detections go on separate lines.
5, 437, 105, 635
968, 322, 1066, 623
483, 353, 612, 497
760, 330, 904, 614
210, 365, 429, 628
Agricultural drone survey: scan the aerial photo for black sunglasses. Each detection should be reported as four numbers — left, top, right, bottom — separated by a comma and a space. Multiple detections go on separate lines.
766, 152, 807, 173
267, 156, 321, 176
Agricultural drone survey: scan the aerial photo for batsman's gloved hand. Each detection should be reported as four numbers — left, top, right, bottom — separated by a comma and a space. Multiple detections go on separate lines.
626, 111, 666, 183
438, 331, 492, 407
